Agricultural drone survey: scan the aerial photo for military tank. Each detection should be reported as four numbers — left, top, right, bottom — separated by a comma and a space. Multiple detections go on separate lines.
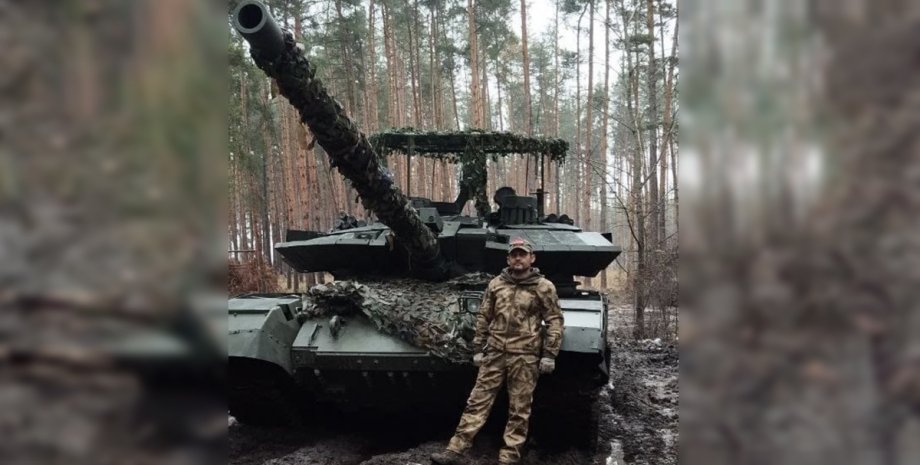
228, 1, 621, 435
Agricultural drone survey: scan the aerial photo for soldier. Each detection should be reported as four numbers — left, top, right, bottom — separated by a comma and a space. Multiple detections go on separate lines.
431, 238, 564, 465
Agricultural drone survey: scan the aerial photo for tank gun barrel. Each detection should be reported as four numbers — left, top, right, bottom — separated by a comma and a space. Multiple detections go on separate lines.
232, 1, 285, 59
231, 1, 449, 280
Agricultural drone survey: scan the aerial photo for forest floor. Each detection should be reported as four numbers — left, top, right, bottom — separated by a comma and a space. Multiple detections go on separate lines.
229, 305, 679, 465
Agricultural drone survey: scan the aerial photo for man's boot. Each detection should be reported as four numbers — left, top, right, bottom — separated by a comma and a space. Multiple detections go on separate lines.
430, 449, 466, 465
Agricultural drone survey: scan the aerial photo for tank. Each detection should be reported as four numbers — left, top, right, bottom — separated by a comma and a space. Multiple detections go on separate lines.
229, 1, 621, 434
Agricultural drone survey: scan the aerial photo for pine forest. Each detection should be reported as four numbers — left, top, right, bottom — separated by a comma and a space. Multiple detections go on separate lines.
228, 0, 679, 335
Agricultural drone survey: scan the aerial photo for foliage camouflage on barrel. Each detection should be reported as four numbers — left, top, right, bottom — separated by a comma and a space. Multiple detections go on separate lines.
246, 30, 449, 279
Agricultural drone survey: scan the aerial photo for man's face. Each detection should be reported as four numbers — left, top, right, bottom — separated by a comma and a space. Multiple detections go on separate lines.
507, 249, 536, 271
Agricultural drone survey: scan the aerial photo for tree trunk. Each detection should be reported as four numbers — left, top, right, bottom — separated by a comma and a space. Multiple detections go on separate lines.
394, 22, 405, 130
298, 122, 312, 229
553, 0, 561, 214
382, 2, 405, 191
468, 0, 483, 128
272, 137, 286, 272
366, 0, 379, 132
239, 71, 251, 261
229, 155, 240, 260
383, 3, 400, 127
481, 49, 491, 129
290, 12, 306, 232
600, 0, 611, 289
408, 0, 422, 128
280, 100, 295, 240
657, 0, 669, 240
614, 52, 626, 257
583, 0, 595, 287
634, 34, 647, 338
645, 0, 660, 250
496, 59, 504, 131
429, 7, 439, 128
574, 5, 585, 224
409, 1, 425, 196
259, 140, 270, 266
584, 0, 594, 235
522, 30, 532, 190
520, 0, 533, 136
259, 86, 274, 267
334, 0, 358, 117
619, 0, 646, 337
447, 63, 461, 129
435, 2, 458, 130
665, 8, 678, 235
248, 165, 263, 267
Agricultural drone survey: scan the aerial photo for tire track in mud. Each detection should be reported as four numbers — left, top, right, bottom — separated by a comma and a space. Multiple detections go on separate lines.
598, 306, 679, 465
598, 341, 678, 465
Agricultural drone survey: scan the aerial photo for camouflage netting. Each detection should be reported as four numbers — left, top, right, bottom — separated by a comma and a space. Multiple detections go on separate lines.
300, 273, 494, 363
247, 30, 448, 279
368, 128, 569, 163
368, 128, 568, 218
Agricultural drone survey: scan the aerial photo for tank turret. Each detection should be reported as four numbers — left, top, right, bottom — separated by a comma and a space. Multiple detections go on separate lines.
277, 129, 620, 294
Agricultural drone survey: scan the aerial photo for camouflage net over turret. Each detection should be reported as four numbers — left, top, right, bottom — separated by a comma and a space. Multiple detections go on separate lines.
299, 274, 493, 363
370, 129, 569, 218
368, 128, 569, 162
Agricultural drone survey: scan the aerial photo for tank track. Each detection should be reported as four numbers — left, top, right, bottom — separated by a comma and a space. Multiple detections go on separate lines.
229, 358, 307, 426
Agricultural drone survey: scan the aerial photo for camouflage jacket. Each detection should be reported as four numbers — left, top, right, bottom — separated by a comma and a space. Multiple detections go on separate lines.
472, 268, 564, 358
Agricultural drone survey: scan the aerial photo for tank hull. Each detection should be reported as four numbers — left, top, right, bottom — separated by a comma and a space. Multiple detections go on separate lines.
228, 289, 610, 421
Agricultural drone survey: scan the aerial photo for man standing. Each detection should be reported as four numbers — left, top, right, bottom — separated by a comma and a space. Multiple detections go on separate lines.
431, 238, 564, 465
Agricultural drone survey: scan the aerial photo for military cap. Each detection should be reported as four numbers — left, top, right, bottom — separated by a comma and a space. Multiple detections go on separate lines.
508, 237, 533, 254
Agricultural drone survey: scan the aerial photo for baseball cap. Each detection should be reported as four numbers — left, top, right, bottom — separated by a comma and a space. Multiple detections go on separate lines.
508, 237, 533, 254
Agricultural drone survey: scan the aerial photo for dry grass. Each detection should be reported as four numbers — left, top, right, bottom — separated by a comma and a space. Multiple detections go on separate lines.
228, 261, 281, 296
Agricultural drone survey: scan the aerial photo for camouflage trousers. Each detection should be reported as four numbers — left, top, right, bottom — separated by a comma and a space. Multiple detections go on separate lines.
447, 352, 540, 464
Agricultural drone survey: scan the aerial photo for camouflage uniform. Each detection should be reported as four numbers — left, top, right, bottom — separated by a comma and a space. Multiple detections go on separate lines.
445, 266, 564, 464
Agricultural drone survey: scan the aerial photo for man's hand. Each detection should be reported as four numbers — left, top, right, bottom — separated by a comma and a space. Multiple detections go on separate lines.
473, 353, 485, 367
539, 357, 555, 374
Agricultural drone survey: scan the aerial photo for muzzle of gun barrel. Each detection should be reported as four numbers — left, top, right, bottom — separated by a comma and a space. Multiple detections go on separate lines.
231, 1, 285, 60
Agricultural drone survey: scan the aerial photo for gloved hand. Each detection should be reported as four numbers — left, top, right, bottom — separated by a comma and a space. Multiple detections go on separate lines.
539, 357, 555, 374
473, 353, 485, 367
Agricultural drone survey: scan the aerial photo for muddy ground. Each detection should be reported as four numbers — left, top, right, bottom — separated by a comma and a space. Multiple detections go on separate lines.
230, 306, 678, 465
